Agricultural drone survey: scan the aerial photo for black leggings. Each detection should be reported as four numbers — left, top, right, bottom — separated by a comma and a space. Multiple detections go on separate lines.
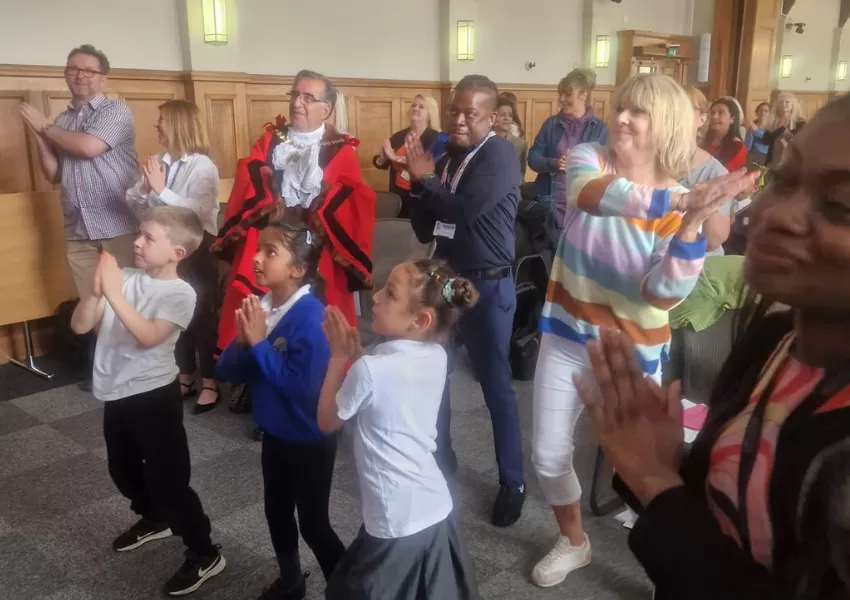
176, 232, 221, 380
262, 432, 345, 584
103, 380, 213, 554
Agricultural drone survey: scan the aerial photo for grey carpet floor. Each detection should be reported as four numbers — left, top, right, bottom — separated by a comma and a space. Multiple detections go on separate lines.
0, 352, 652, 600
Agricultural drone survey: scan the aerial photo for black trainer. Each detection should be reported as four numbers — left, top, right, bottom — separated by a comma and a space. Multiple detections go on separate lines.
491, 483, 526, 527
112, 518, 172, 552
257, 574, 308, 600
164, 545, 226, 596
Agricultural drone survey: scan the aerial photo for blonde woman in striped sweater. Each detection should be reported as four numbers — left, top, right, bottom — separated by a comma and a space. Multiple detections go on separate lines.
529, 74, 758, 589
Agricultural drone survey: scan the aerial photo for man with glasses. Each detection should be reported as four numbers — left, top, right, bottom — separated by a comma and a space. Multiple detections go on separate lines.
213, 70, 375, 438
20, 44, 140, 391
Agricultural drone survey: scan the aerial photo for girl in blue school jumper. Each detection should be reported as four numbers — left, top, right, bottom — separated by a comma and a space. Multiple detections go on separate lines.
216, 218, 344, 600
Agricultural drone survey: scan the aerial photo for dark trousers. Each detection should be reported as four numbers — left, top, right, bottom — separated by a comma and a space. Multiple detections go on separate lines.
437, 276, 525, 487
262, 432, 345, 584
176, 232, 220, 380
103, 380, 213, 554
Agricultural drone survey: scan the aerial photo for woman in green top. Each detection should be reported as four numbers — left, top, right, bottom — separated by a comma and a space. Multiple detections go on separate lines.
494, 95, 528, 179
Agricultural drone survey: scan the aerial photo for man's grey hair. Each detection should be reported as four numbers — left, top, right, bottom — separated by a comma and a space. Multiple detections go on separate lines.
67, 44, 111, 74
453, 75, 499, 109
294, 69, 338, 108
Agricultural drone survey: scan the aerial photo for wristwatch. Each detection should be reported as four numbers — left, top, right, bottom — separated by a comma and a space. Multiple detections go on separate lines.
421, 172, 437, 182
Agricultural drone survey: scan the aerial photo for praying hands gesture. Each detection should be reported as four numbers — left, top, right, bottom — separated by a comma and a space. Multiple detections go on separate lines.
381, 138, 405, 165
574, 330, 685, 506
235, 296, 267, 347
99, 252, 124, 302
672, 168, 759, 236
20, 102, 52, 134
403, 131, 435, 181
142, 155, 167, 195
322, 306, 362, 361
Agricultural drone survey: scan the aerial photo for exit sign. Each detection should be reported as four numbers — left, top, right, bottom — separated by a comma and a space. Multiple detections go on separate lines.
666, 47, 677, 57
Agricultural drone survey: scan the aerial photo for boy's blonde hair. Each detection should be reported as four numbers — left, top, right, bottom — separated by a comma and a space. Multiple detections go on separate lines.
611, 74, 695, 180
143, 206, 204, 257
158, 99, 210, 156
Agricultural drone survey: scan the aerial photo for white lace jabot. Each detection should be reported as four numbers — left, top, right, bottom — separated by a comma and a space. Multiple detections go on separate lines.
271, 124, 326, 208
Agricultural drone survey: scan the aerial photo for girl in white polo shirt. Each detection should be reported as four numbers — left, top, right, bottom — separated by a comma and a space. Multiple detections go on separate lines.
317, 259, 480, 600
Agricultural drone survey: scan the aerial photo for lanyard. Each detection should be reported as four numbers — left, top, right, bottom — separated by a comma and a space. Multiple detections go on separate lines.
165, 160, 185, 190
440, 131, 495, 193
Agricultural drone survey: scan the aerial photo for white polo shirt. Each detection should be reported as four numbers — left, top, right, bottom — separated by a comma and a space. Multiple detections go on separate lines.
336, 339, 453, 539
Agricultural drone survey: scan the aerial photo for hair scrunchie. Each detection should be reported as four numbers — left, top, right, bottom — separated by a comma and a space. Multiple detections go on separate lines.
441, 279, 455, 304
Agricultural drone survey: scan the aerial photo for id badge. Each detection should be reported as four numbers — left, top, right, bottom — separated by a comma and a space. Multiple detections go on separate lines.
433, 222, 456, 239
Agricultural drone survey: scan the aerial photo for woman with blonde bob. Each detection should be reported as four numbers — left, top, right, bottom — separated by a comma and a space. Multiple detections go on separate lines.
374, 94, 441, 219
529, 74, 757, 589
126, 99, 222, 413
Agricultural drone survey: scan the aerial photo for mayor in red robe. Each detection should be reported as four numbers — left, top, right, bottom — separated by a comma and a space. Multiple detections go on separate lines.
212, 72, 375, 356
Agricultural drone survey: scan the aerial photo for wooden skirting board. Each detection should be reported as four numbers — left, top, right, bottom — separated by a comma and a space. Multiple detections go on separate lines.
0, 63, 833, 361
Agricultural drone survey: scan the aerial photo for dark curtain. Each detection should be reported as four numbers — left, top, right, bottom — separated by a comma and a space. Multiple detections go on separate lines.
782, 0, 796, 15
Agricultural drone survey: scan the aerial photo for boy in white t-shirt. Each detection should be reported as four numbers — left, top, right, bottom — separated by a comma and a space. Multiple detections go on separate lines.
71, 206, 225, 597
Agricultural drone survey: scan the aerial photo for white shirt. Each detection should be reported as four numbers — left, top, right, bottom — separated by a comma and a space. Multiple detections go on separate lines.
260, 284, 311, 334
93, 269, 196, 401
126, 152, 220, 235
336, 339, 453, 539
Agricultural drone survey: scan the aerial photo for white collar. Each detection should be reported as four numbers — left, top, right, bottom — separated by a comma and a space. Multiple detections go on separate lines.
372, 338, 441, 356
288, 124, 325, 146
260, 284, 312, 332
161, 152, 192, 166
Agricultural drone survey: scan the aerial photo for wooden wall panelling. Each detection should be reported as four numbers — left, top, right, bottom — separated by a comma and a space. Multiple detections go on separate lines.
738, 0, 783, 116
353, 96, 398, 191
191, 79, 249, 179
0, 90, 37, 194
771, 90, 832, 120
245, 89, 290, 140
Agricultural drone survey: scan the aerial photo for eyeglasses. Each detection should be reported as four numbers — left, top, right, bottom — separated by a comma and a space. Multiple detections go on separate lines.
287, 91, 328, 105
64, 67, 103, 79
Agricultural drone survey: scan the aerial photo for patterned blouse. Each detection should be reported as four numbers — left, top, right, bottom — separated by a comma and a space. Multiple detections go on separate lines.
707, 333, 850, 568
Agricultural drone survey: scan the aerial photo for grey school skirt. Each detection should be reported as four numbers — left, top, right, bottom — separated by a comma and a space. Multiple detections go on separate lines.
326, 515, 480, 600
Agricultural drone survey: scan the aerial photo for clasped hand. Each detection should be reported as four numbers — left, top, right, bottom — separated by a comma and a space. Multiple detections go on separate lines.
141, 155, 167, 195
91, 252, 123, 300
20, 102, 51, 134
403, 131, 435, 181
321, 306, 362, 361
235, 296, 268, 347
574, 329, 685, 506
675, 168, 760, 229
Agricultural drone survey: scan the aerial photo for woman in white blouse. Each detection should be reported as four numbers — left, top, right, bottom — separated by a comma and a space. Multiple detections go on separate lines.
126, 99, 221, 413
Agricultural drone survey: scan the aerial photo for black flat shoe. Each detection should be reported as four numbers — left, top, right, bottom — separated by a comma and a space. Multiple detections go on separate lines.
180, 380, 198, 398
192, 387, 219, 415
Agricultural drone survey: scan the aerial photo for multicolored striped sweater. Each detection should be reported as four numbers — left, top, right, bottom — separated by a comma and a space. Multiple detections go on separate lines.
539, 142, 707, 375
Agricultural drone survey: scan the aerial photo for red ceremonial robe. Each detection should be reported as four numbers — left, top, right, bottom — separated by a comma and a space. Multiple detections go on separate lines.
212, 122, 375, 356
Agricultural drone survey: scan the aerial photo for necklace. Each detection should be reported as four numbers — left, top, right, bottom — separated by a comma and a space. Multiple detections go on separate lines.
273, 128, 356, 164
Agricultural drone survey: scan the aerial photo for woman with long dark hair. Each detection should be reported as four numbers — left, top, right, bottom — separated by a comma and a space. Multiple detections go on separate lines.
701, 97, 748, 172
577, 95, 850, 600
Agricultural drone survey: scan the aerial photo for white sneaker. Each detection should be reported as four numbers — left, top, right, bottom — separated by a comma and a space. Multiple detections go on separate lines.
531, 534, 591, 588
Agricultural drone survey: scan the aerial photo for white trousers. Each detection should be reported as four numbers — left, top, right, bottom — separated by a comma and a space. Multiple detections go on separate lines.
531, 334, 592, 507
531, 333, 660, 507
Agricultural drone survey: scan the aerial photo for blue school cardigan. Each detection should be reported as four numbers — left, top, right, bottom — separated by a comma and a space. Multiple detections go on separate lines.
216, 293, 331, 443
